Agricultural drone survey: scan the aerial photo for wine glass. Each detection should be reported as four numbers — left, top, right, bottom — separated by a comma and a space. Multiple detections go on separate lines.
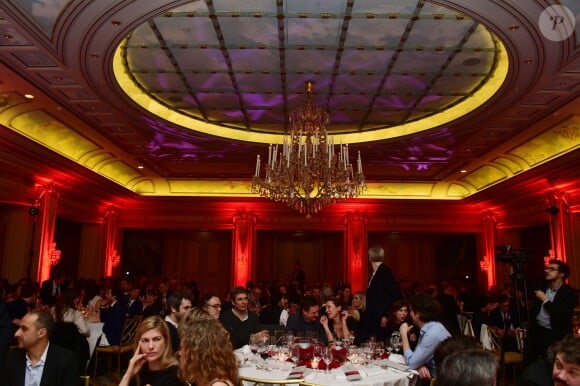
313, 344, 323, 372
375, 341, 385, 360
361, 342, 373, 365
390, 332, 402, 354
322, 347, 333, 373
290, 344, 300, 368
249, 335, 260, 363
257, 342, 270, 369
285, 333, 294, 348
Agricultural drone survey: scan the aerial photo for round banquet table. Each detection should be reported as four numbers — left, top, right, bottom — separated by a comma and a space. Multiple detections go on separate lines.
239, 358, 417, 386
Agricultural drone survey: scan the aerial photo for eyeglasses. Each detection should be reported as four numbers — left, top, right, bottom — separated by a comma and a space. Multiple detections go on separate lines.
205, 303, 222, 309
544, 266, 558, 272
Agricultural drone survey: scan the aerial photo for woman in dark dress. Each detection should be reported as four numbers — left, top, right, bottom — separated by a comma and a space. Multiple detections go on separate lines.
383, 300, 417, 353
320, 298, 356, 344
119, 316, 181, 386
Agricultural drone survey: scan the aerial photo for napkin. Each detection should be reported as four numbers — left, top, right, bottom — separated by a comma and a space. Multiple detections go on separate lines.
387, 353, 406, 364
235, 345, 251, 355
379, 359, 409, 372
234, 345, 251, 363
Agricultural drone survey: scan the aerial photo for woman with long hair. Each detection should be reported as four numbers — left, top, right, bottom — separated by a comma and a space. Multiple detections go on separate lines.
119, 316, 180, 386
319, 298, 355, 344
51, 288, 90, 337
383, 299, 417, 353
178, 318, 239, 386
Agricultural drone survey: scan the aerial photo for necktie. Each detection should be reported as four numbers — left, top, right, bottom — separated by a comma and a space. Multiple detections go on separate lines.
503, 313, 510, 329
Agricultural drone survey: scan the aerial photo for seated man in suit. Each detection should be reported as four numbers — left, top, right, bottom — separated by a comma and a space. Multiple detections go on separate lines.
126, 287, 143, 318
488, 295, 520, 352
100, 288, 126, 348
1, 310, 79, 386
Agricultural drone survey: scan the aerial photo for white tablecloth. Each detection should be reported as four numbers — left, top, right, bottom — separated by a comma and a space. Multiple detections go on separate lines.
239, 360, 417, 386
87, 322, 104, 357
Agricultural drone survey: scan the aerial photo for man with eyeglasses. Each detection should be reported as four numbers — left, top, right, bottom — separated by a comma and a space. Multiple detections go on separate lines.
529, 259, 578, 361
201, 293, 222, 319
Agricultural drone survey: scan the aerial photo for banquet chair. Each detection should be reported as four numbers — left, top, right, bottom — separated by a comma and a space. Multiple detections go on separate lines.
93, 316, 141, 377
486, 326, 523, 386
79, 375, 90, 386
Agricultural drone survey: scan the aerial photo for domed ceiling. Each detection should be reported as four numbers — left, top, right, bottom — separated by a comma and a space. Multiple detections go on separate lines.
0, 0, 578, 200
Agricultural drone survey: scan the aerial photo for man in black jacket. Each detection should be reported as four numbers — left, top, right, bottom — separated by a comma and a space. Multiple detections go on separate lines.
528, 259, 578, 361
361, 245, 401, 342
1, 310, 79, 386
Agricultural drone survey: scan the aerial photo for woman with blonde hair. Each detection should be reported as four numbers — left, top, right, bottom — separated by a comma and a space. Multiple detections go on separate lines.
349, 292, 366, 322
119, 316, 180, 386
178, 318, 239, 386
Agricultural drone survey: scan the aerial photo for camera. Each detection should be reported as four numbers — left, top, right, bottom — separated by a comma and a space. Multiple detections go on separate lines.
495, 245, 528, 280
495, 245, 528, 264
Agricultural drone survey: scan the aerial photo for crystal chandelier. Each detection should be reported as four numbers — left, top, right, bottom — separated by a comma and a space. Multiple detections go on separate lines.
252, 81, 366, 215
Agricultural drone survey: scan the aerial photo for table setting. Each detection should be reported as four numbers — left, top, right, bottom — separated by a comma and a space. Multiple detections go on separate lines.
236, 335, 418, 386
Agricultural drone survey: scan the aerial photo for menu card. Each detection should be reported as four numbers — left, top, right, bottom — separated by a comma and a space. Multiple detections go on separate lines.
341, 364, 362, 381
287, 366, 312, 380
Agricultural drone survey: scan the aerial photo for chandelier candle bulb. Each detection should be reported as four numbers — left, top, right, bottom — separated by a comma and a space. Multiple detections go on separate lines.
268, 144, 272, 165
255, 155, 260, 177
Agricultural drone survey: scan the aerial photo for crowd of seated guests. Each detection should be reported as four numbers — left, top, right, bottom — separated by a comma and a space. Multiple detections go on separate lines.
1, 269, 578, 386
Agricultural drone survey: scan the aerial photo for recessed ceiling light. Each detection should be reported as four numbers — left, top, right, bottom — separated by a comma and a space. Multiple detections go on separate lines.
460, 169, 467, 173
137, 165, 144, 169
24, 94, 35, 99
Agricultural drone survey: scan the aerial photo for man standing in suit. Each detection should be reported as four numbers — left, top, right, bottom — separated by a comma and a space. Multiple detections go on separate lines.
39, 271, 66, 306
1, 310, 79, 386
361, 245, 401, 342
529, 259, 578, 361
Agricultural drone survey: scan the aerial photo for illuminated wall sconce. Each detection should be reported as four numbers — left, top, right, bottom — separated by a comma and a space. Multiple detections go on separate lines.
544, 249, 555, 266
110, 250, 121, 267
479, 260, 489, 271
49, 242, 61, 266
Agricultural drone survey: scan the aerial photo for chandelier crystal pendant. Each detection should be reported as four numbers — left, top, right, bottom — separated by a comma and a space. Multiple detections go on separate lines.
252, 81, 366, 215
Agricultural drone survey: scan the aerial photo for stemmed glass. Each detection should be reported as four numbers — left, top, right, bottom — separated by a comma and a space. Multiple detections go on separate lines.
361, 342, 374, 365
249, 335, 260, 363
322, 347, 333, 374
375, 342, 385, 361
257, 341, 270, 369
290, 343, 300, 368
313, 344, 322, 372
390, 333, 402, 354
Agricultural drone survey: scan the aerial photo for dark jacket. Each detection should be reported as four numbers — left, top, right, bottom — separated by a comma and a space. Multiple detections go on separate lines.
285, 312, 326, 344
100, 300, 126, 346
531, 282, 578, 341
1, 343, 80, 386
363, 264, 401, 339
